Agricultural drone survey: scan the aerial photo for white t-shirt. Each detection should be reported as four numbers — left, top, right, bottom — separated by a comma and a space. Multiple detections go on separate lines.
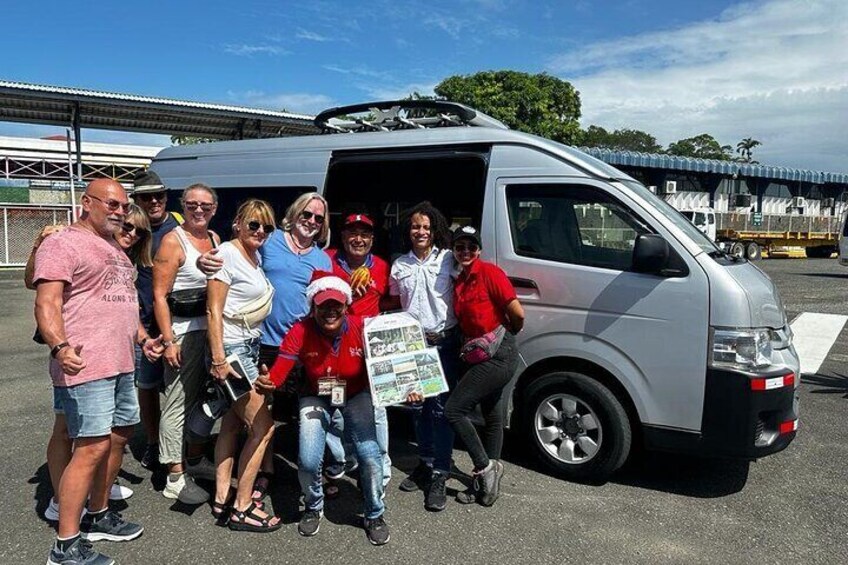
209, 241, 271, 344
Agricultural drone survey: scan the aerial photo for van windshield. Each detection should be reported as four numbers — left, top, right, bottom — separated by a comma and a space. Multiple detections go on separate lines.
618, 180, 720, 255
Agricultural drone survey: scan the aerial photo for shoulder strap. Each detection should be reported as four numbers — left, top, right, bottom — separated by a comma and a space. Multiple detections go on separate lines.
207, 231, 218, 249
170, 211, 184, 223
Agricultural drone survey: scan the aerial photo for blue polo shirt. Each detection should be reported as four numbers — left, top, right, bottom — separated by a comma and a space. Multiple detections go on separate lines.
259, 229, 332, 347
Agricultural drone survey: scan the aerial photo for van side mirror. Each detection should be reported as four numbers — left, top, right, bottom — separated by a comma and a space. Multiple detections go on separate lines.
632, 234, 669, 274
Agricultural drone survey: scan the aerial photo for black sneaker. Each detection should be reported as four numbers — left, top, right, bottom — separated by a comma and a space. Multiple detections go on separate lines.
140, 443, 159, 470
399, 461, 432, 492
364, 515, 390, 546
424, 472, 448, 511
477, 460, 505, 507
324, 461, 345, 481
81, 510, 144, 542
48, 538, 114, 565
298, 509, 322, 537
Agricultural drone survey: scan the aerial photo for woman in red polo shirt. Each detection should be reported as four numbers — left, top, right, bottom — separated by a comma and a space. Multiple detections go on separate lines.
256, 271, 391, 546
444, 225, 525, 507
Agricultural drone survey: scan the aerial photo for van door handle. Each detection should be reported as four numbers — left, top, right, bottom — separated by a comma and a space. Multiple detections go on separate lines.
508, 277, 538, 290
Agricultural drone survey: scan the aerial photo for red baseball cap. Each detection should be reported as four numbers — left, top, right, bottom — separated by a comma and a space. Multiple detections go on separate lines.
342, 213, 374, 229
313, 288, 348, 306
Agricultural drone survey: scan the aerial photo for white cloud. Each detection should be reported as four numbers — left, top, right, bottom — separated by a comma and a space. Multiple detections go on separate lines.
227, 90, 333, 115
223, 43, 289, 56
296, 28, 333, 42
323, 64, 392, 80
548, 0, 848, 172
357, 82, 438, 101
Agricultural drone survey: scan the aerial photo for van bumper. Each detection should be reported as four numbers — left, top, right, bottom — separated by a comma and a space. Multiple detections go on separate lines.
644, 366, 799, 458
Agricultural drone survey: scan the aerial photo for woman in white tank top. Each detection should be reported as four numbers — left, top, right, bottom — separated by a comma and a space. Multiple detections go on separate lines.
152, 183, 220, 504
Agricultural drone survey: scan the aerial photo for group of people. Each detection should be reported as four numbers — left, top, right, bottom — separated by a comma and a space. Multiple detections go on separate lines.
31, 171, 524, 565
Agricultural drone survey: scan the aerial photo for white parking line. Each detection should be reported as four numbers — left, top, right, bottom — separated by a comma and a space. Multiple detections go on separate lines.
790, 312, 848, 375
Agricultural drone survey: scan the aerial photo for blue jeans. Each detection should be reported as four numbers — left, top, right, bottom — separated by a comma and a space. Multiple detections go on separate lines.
299, 391, 385, 519
223, 338, 260, 381
134, 343, 165, 390
326, 405, 392, 486
413, 328, 460, 474
53, 372, 140, 439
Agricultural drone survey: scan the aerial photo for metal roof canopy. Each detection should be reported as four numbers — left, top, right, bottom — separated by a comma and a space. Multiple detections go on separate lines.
0, 80, 319, 139
581, 147, 848, 185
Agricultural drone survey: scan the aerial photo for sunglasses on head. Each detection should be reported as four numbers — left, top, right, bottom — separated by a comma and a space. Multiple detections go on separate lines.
184, 201, 215, 212
87, 194, 131, 213
136, 191, 166, 202
299, 210, 325, 224
247, 220, 275, 234
454, 242, 479, 252
122, 222, 150, 238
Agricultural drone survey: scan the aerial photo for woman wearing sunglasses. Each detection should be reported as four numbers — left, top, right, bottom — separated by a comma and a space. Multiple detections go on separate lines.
444, 225, 524, 507
24, 203, 155, 522
153, 183, 220, 504
206, 199, 281, 532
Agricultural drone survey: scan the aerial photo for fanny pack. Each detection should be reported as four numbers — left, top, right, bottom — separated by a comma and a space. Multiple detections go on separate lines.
224, 284, 274, 329
166, 231, 217, 318
460, 325, 507, 364
167, 287, 208, 318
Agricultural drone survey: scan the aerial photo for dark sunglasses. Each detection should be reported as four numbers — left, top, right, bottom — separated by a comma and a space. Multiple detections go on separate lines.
300, 210, 325, 224
136, 191, 166, 202
122, 222, 150, 238
87, 194, 131, 213
184, 201, 215, 212
247, 220, 275, 234
454, 243, 479, 253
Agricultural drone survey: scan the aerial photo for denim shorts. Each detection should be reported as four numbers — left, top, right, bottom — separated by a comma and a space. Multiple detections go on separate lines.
223, 338, 260, 382
134, 343, 165, 390
53, 372, 141, 439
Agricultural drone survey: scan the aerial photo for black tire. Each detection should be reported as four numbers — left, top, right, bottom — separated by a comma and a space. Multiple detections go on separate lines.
729, 241, 746, 258
804, 246, 832, 258
745, 242, 761, 261
521, 372, 631, 483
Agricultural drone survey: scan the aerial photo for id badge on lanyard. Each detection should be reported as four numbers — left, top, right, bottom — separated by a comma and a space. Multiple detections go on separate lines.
318, 369, 346, 407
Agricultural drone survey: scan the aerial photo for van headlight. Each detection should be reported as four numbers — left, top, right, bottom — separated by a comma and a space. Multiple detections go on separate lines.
710, 328, 773, 370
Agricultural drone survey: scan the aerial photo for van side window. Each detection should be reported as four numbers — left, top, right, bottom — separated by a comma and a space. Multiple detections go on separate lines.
507, 184, 650, 271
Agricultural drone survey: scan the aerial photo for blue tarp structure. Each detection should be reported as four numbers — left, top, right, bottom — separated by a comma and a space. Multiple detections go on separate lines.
580, 148, 848, 185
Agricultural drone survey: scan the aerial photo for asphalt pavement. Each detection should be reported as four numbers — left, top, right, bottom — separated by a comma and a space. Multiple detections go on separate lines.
1, 259, 846, 565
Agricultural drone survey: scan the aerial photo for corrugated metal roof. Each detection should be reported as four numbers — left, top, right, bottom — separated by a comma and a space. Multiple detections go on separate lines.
581, 147, 848, 185
0, 80, 319, 139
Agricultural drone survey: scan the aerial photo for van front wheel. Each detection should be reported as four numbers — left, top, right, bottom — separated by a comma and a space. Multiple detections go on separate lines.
522, 372, 631, 483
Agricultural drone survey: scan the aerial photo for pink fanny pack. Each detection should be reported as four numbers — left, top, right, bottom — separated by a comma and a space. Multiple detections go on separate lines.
460, 326, 507, 364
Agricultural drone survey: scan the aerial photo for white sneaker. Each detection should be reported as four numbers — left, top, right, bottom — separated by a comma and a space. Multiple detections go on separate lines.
163, 473, 209, 505
109, 482, 134, 501
43, 498, 87, 522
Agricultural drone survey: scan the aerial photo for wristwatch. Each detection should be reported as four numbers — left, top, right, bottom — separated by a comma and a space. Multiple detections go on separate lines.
162, 340, 174, 348
50, 342, 70, 358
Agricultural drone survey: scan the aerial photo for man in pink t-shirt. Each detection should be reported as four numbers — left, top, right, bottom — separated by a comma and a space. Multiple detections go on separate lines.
35, 179, 162, 565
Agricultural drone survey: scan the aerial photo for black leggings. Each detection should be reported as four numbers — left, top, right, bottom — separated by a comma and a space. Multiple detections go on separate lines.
445, 333, 518, 471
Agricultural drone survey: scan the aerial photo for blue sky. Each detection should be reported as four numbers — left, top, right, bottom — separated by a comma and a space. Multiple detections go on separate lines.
1, 0, 845, 172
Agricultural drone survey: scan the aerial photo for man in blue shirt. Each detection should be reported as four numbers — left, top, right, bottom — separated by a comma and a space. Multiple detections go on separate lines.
131, 170, 181, 469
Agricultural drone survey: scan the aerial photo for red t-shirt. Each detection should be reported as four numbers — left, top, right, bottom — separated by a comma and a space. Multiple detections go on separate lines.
453, 259, 517, 339
270, 314, 368, 397
326, 249, 389, 318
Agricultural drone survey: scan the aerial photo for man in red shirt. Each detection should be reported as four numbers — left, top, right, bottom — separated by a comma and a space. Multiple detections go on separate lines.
260, 272, 390, 545
325, 213, 392, 490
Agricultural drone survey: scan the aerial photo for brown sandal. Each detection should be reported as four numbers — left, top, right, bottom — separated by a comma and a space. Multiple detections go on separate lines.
228, 501, 282, 533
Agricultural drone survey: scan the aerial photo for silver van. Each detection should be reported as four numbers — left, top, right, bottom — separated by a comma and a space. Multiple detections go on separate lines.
151, 101, 799, 482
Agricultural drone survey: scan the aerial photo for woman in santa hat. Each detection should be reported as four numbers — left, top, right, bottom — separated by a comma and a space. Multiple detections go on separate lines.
256, 271, 393, 546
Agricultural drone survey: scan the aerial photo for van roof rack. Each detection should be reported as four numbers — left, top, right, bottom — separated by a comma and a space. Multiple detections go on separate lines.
313, 100, 509, 134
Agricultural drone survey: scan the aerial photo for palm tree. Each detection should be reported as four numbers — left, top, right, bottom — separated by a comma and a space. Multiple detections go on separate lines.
736, 138, 762, 163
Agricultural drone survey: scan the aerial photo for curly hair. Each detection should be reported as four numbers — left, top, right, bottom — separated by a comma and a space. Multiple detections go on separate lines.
399, 201, 451, 253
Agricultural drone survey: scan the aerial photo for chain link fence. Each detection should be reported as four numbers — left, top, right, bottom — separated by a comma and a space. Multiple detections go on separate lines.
1, 205, 73, 266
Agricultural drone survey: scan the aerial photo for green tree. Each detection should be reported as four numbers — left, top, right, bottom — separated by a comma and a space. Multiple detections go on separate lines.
581, 125, 663, 152
170, 135, 218, 145
434, 70, 582, 144
735, 137, 762, 163
666, 134, 733, 160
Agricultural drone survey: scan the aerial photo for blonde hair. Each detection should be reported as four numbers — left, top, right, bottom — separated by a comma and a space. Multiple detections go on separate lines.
125, 203, 153, 267
234, 199, 275, 237
283, 192, 330, 247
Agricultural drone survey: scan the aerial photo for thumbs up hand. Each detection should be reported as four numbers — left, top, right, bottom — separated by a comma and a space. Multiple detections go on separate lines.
58, 344, 86, 375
